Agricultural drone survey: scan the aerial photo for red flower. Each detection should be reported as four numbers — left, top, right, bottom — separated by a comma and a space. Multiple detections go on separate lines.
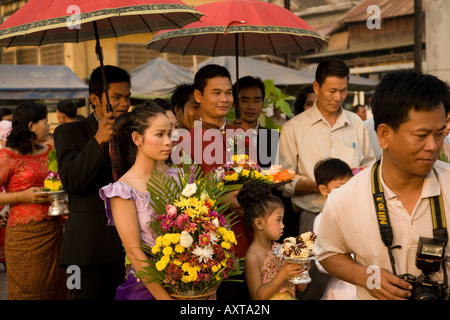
199, 233, 211, 246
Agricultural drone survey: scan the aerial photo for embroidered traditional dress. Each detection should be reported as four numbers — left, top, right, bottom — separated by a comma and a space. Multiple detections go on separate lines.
0, 146, 67, 299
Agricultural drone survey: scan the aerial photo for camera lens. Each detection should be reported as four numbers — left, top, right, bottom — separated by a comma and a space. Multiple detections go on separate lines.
414, 287, 440, 300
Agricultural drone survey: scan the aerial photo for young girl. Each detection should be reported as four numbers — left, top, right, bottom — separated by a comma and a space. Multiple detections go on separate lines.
237, 181, 308, 300
99, 103, 174, 300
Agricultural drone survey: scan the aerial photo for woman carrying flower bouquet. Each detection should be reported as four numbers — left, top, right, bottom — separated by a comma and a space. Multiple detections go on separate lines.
100, 103, 175, 300
238, 181, 308, 300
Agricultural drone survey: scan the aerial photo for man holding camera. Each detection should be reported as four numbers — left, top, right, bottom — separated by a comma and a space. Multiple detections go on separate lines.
314, 71, 450, 300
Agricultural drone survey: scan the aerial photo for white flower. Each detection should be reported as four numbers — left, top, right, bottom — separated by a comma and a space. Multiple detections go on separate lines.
209, 232, 219, 244
233, 166, 243, 174
212, 218, 219, 228
214, 167, 225, 180
180, 230, 194, 248
200, 190, 209, 201
192, 243, 214, 263
182, 183, 197, 197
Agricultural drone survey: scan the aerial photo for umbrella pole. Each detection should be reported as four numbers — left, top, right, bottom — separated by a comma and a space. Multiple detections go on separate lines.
93, 21, 112, 113
234, 33, 240, 120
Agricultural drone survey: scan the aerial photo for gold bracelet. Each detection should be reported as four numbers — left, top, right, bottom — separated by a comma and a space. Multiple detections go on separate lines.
14, 192, 18, 202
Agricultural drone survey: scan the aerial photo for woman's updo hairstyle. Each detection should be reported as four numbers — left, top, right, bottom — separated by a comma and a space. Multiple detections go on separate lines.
114, 101, 167, 167
237, 181, 284, 230
6, 102, 48, 155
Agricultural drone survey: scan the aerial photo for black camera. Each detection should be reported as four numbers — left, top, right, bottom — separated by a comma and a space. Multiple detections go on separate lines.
399, 273, 447, 300
398, 237, 448, 300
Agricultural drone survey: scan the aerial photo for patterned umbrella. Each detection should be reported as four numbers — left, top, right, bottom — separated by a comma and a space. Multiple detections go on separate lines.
147, 0, 327, 117
0, 0, 203, 111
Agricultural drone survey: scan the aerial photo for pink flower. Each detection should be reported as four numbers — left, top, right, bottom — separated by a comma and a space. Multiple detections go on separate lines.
160, 215, 174, 231
199, 233, 211, 246
176, 212, 197, 233
165, 204, 178, 217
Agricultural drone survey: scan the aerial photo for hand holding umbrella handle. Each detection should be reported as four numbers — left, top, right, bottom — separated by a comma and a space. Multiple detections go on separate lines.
93, 21, 113, 114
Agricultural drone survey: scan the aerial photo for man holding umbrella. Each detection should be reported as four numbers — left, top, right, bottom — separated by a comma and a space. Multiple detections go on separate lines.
54, 65, 131, 300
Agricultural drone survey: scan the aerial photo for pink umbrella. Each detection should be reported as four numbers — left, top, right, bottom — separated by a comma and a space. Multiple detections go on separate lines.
0, 0, 203, 111
147, 0, 327, 117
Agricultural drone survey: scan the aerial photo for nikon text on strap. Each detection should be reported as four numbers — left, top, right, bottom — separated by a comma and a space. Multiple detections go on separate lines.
371, 159, 448, 275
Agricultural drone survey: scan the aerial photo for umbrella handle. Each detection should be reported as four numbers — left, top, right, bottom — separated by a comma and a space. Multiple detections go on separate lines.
234, 33, 240, 120
93, 21, 113, 114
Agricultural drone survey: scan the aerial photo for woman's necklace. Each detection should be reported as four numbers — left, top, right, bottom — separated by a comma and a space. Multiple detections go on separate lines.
130, 167, 152, 183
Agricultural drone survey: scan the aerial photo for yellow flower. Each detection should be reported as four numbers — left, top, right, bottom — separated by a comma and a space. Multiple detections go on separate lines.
44, 179, 62, 191
241, 169, 250, 177
151, 245, 160, 255
170, 233, 180, 244
162, 246, 173, 256
232, 154, 248, 164
173, 259, 182, 266
174, 244, 185, 253
212, 265, 220, 273
155, 236, 162, 247
162, 234, 172, 246
180, 262, 199, 283
224, 173, 238, 181
156, 260, 167, 271
161, 255, 170, 265
221, 241, 231, 249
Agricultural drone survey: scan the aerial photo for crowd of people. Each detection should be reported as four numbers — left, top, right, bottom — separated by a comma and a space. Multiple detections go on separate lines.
0, 57, 449, 301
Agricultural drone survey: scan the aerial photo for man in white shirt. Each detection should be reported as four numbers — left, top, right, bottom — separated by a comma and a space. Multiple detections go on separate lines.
314, 71, 450, 300
279, 58, 375, 299
279, 59, 375, 300
279, 59, 375, 233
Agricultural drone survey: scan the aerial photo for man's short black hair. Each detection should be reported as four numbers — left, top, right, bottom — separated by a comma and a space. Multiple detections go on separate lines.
57, 100, 77, 119
89, 65, 130, 102
171, 83, 195, 112
233, 76, 265, 102
193, 64, 231, 94
372, 71, 450, 132
315, 58, 349, 86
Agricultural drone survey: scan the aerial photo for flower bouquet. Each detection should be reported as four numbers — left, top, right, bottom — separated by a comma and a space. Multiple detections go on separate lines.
273, 232, 317, 284
213, 154, 272, 192
136, 163, 243, 299
43, 149, 63, 192
37, 149, 68, 216
264, 165, 296, 184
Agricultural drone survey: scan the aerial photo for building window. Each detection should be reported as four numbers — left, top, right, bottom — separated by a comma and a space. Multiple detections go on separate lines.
1, 50, 15, 64
117, 43, 160, 72
40, 44, 64, 65
16, 47, 38, 65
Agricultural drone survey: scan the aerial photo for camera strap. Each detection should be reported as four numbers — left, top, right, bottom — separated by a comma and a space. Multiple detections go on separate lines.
371, 159, 448, 276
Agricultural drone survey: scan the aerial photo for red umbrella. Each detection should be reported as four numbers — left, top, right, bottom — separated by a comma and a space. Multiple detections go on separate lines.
147, 0, 327, 117
0, 0, 203, 111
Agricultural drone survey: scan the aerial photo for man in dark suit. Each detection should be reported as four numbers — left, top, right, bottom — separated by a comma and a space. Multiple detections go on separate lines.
54, 65, 131, 300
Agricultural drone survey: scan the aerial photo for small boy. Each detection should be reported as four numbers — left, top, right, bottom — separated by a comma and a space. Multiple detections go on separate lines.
312, 158, 356, 300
